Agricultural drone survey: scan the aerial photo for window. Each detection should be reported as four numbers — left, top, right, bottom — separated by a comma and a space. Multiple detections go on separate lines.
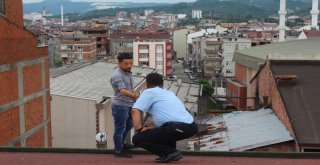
78, 53, 83, 60
119, 43, 124, 47
139, 62, 149, 66
156, 44, 163, 53
61, 45, 67, 50
156, 61, 163, 65
139, 45, 149, 49
226, 61, 233, 66
77, 46, 83, 51
67, 45, 74, 50
139, 53, 148, 58
156, 53, 163, 58
127, 43, 133, 48
0, 0, 5, 15
226, 69, 233, 74
67, 53, 74, 58
235, 44, 239, 51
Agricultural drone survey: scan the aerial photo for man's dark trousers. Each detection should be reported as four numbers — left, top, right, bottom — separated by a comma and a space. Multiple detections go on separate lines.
132, 122, 198, 156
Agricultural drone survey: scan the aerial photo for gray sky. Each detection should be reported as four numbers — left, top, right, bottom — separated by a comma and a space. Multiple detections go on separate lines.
23, 0, 196, 4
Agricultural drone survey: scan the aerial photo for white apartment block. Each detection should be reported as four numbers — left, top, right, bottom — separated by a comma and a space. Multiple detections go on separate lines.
192, 10, 202, 19
222, 38, 251, 77
133, 41, 173, 77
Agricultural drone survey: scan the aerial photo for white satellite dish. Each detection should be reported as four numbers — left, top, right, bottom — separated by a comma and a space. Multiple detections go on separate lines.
96, 132, 107, 142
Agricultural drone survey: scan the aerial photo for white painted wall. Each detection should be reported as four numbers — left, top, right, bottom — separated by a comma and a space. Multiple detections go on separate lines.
51, 95, 97, 149
222, 38, 251, 77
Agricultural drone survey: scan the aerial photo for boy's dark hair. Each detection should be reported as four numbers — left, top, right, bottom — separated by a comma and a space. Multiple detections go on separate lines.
146, 73, 164, 88
117, 52, 133, 62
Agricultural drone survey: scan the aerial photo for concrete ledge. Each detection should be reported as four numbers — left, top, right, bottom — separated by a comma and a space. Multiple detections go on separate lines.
1, 148, 320, 159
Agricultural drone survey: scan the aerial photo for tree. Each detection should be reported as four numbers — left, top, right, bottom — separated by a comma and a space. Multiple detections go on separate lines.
199, 80, 214, 96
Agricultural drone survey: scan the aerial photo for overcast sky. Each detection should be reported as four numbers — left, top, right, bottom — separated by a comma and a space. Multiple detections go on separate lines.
23, 0, 197, 4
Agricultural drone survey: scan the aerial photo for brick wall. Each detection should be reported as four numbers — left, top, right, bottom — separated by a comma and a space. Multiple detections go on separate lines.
5, 0, 23, 27
251, 60, 297, 151
226, 79, 247, 109
235, 63, 247, 85
249, 141, 295, 152
0, 0, 51, 148
0, 69, 18, 105
0, 107, 20, 146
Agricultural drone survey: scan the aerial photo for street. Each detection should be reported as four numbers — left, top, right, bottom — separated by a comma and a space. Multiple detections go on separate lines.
172, 61, 195, 83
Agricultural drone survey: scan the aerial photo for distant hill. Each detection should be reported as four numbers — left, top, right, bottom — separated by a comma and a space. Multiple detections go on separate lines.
24, 0, 313, 22
69, 0, 312, 22
23, 0, 169, 15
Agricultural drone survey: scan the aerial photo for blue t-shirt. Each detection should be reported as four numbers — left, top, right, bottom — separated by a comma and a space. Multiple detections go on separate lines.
133, 87, 194, 127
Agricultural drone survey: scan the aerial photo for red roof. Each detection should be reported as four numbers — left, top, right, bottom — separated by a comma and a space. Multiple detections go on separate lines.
1, 152, 320, 165
109, 33, 171, 40
304, 30, 320, 38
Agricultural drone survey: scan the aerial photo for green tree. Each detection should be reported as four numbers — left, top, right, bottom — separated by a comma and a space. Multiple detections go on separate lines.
199, 80, 214, 96
55, 60, 63, 68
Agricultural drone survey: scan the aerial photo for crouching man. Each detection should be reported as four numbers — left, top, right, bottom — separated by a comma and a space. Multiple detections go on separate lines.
131, 73, 198, 163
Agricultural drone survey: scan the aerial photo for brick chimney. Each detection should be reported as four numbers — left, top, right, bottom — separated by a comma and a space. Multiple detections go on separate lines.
3, 0, 24, 27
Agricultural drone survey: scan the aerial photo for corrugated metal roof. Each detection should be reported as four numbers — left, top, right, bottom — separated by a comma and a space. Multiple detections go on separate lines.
50, 62, 155, 102
188, 109, 293, 151
234, 38, 320, 70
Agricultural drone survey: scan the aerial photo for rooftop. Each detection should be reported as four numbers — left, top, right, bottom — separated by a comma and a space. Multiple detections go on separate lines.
270, 60, 320, 148
164, 80, 199, 110
50, 62, 155, 102
234, 38, 320, 70
188, 109, 293, 151
1, 150, 320, 165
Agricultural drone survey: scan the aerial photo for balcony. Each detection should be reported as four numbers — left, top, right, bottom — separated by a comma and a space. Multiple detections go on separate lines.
205, 57, 224, 62
139, 49, 149, 54
205, 41, 223, 45
205, 49, 223, 54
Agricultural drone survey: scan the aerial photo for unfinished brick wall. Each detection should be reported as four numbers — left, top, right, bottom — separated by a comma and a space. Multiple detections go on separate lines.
0, 0, 51, 148
249, 141, 295, 152
252, 60, 297, 151
235, 63, 247, 85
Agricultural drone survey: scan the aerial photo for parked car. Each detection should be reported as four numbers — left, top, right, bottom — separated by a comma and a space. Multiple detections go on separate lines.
189, 75, 196, 80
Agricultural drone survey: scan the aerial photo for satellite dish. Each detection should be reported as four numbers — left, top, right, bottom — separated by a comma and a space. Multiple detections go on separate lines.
96, 132, 107, 142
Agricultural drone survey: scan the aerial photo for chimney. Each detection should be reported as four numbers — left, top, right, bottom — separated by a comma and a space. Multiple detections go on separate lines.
61, 4, 64, 26
278, 0, 287, 42
311, 0, 319, 30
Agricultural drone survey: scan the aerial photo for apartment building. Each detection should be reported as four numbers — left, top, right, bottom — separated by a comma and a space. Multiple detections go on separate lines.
133, 41, 173, 77
60, 34, 97, 64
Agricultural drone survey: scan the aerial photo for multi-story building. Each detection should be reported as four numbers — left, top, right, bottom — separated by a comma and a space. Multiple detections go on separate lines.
60, 34, 97, 64
81, 27, 109, 59
48, 36, 61, 67
192, 10, 202, 19
109, 32, 171, 59
173, 28, 193, 59
0, 0, 52, 148
202, 38, 224, 79
133, 41, 173, 77
190, 36, 202, 73
222, 38, 251, 78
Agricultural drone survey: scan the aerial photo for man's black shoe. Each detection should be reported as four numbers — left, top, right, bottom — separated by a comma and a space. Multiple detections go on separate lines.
155, 151, 182, 163
114, 152, 133, 158
123, 144, 135, 150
